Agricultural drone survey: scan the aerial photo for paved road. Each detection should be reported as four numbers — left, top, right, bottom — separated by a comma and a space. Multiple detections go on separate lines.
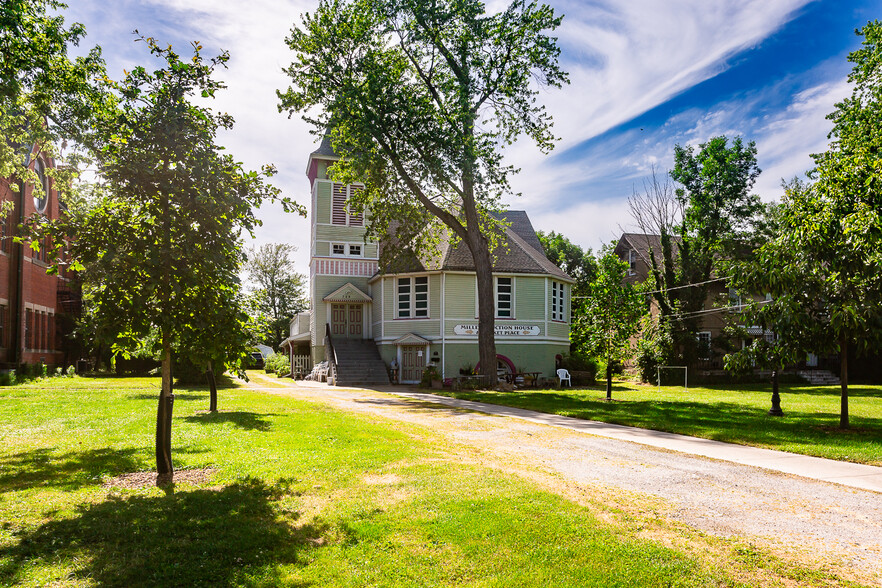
248, 376, 882, 585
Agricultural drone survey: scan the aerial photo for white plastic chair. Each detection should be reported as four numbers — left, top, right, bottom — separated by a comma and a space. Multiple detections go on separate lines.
557, 368, 571, 387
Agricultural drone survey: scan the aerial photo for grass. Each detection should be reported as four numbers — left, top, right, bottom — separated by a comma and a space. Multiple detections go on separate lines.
433, 380, 882, 465
0, 374, 869, 587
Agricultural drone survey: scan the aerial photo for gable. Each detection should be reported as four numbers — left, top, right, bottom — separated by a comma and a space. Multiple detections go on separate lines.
322, 282, 373, 303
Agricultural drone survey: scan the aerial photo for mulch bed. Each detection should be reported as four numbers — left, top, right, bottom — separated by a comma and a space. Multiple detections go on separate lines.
103, 468, 217, 489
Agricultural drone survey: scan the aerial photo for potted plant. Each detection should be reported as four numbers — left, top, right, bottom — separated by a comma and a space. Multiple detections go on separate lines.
421, 365, 443, 389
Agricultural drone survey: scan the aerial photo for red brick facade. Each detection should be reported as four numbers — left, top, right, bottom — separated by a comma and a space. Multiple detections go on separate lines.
0, 147, 73, 367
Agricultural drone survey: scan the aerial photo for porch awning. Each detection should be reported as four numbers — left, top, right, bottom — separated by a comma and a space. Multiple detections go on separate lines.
392, 333, 432, 346
280, 331, 312, 349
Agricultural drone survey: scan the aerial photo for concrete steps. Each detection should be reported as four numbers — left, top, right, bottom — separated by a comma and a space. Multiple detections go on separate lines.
332, 339, 391, 386
797, 369, 841, 386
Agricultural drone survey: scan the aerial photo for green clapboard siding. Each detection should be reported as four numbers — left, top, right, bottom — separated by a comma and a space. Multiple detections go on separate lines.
444, 274, 475, 319
316, 224, 370, 243
315, 182, 331, 224
382, 319, 441, 339
515, 277, 546, 321
315, 241, 330, 257
547, 320, 569, 340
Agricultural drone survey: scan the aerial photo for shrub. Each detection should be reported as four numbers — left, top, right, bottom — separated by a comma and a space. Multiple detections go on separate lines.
0, 371, 15, 386
560, 352, 598, 382
264, 354, 290, 377
635, 316, 674, 383
66, 365, 76, 377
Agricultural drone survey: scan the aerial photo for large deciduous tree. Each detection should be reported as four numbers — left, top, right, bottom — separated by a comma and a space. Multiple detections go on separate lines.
576, 248, 644, 400
245, 243, 307, 348
278, 0, 568, 385
630, 138, 762, 367
730, 18, 882, 429
39, 38, 298, 482
1, 0, 104, 193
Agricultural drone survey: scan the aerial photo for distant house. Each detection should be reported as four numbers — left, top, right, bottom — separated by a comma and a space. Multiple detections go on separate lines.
614, 232, 762, 368
281, 136, 574, 385
0, 146, 78, 369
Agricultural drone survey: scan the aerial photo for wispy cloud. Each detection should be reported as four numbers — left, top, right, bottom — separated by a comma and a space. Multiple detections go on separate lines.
67, 0, 842, 265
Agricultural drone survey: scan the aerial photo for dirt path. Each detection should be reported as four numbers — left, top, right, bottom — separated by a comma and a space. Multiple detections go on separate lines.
245, 374, 882, 586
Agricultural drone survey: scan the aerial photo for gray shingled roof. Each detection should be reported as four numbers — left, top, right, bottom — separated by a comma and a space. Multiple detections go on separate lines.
379, 211, 571, 281
310, 133, 337, 158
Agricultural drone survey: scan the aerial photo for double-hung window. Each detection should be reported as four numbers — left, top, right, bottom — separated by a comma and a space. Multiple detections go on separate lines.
396, 276, 429, 318
551, 280, 566, 321
496, 277, 513, 318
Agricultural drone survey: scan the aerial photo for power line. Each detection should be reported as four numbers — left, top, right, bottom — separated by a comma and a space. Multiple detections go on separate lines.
641, 276, 730, 295
572, 276, 731, 299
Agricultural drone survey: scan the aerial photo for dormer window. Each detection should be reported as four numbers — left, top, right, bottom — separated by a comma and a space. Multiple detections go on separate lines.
627, 249, 637, 276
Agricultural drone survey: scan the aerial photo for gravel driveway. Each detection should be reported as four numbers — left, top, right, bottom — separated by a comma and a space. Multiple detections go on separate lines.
248, 376, 882, 586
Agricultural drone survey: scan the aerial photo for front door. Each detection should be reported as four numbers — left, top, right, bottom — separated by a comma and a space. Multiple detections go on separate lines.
348, 305, 363, 337
331, 303, 364, 339
400, 345, 425, 383
331, 304, 347, 336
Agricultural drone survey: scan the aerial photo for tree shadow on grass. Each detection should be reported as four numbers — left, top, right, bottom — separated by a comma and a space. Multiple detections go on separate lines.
182, 411, 274, 431
0, 447, 143, 493
0, 478, 323, 587
131, 393, 206, 401
440, 389, 882, 454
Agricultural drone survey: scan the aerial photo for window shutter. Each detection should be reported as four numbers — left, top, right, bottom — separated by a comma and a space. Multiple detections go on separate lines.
332, 183, 347, 225
348, 186, 364, 226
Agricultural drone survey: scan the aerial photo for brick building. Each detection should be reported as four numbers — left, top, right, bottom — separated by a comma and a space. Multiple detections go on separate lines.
0, 146, 75, 368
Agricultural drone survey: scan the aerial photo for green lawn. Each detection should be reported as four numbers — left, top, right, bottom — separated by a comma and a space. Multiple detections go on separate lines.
0, 375, 867, 587
434, 381, 882, 465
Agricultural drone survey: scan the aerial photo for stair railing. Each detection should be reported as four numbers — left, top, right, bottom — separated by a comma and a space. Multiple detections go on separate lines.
324, 323, 338, 384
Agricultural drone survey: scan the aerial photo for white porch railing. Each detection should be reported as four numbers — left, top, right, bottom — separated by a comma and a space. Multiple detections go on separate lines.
291, 355, 312, 379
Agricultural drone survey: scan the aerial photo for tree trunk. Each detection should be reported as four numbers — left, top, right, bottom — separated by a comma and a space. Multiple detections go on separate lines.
156, 334, 175, 485
840, 335, 849, 429
472, 242, 497, 387
206, 360, 218, 413
605, 362, 612, 400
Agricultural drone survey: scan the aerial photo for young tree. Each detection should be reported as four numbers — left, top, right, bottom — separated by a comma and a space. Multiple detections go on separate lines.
38, 38, 299, 482
576, 248, 644, 400
245, 243, 307, 347
278, 0, 568, 385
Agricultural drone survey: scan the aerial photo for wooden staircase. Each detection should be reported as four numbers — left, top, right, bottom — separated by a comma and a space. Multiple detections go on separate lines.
331, 339, 391, 386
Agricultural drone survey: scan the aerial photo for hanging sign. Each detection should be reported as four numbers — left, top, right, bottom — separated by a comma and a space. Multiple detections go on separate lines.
453, 324, 540, 336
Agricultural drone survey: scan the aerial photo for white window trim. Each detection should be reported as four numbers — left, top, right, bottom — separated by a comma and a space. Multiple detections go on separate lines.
395, 275, 430, 319
627, 249, 636, 276
330, 242, 364, 258
495, 276, 515, 319
697, 331, 712, 360
550, 280, 566, 322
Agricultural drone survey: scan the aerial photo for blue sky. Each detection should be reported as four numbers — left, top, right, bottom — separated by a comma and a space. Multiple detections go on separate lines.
63, 0, 882, 270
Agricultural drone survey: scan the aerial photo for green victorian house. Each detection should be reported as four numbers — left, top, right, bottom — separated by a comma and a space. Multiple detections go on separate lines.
281, 137, 574, 385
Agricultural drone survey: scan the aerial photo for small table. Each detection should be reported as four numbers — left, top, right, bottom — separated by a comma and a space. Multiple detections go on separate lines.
510, 372, 542, 388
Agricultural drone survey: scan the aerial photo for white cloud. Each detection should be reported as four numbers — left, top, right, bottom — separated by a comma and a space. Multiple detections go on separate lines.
65, 0, 831, 262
